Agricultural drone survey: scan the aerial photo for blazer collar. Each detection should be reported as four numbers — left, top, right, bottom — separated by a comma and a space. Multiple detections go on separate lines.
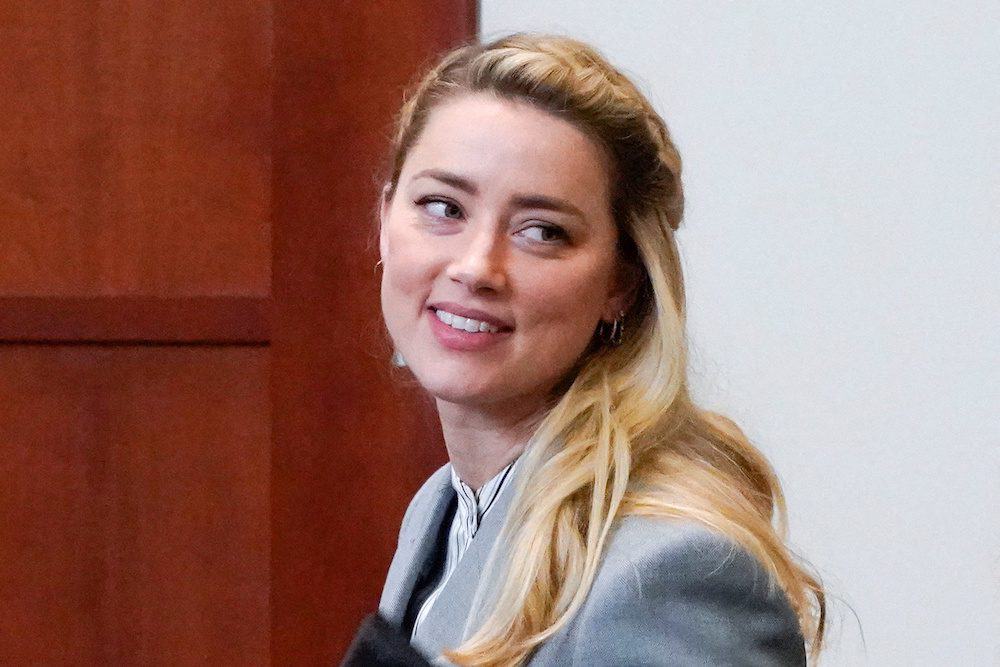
379, 463, 455, 627
411, 457, 522, 659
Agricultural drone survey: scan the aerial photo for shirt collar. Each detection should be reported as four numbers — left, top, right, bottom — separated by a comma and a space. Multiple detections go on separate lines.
449, 457, 519, 533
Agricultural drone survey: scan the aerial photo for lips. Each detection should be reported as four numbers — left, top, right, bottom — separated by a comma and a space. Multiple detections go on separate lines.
428, 301, 514, 331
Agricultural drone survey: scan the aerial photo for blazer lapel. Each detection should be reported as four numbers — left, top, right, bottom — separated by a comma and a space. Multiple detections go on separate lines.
379, 464, 455, 627
411, 459, 521, 659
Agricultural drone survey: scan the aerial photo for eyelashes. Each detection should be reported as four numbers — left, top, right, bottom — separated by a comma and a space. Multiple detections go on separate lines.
413, 196, 569, 244
521, 225, 568, 244
419, 197, 463, 220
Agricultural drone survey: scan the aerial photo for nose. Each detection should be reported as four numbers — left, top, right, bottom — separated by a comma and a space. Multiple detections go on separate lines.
446, 225, 509, 294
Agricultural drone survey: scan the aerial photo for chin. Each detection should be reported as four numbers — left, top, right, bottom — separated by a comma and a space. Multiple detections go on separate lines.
422, 380, 503, 406
411, 369, 510, 407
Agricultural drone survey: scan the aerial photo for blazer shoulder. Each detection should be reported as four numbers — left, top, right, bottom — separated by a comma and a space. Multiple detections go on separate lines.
569, 516, 806, 666
598, 516, 776, 588
396, 462, 452, 539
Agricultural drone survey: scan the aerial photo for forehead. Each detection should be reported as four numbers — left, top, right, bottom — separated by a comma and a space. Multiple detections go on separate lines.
401, 93, 612, 212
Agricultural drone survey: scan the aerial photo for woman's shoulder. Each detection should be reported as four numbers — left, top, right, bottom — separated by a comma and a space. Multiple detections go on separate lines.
594, 515, 794, 612
599, 515, 764, 582
561, 515, 806, 665
396, 463, 452, 537
409, 462, 452, 504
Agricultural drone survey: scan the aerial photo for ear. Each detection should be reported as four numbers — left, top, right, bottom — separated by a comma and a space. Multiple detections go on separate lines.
603, 259, 642, 321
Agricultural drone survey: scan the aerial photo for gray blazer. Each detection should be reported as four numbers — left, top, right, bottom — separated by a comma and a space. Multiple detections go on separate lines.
379, 463, 806, 666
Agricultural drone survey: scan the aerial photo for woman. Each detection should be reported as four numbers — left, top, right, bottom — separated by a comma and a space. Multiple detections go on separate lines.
373, 33, 825, 666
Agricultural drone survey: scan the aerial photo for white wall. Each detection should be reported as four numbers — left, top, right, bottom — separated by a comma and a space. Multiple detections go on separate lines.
481, 2, 998, 665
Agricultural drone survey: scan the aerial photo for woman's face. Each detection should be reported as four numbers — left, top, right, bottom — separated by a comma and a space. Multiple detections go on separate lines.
379, 93, 633, 412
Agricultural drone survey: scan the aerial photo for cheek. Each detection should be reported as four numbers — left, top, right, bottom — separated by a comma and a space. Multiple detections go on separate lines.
381, 225, 439, 318
519, 263, 608, 335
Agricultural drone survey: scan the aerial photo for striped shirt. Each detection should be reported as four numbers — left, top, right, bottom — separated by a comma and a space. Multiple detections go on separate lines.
410, 458, 519, 640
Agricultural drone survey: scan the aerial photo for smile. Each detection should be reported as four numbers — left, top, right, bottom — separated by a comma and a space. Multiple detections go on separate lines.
427, 308, 512, 352
434, 308, 502, 334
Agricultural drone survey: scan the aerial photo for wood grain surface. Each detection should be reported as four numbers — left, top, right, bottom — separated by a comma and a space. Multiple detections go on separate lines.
0, 346, 270, 665
0, 1, 474, 664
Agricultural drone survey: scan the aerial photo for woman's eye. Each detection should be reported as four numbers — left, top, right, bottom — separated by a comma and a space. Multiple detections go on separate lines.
418, 198, 463, 220
519, 224, 567, 244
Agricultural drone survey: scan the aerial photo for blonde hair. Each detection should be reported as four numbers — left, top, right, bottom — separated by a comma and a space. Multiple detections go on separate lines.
379, 33, 825, 665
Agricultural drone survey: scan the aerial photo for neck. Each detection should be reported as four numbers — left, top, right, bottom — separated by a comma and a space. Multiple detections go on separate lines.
436, 395, 545, 490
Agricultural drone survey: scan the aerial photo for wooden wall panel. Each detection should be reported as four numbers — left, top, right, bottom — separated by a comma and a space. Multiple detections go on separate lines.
271, 1, 475, 662
0, 346, 270, 665
0, 1, 476, 664
0, 2, 271, 296
0, 296, 269, 343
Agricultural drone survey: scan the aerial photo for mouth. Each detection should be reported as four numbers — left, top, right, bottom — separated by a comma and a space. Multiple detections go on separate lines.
427, 307, 513, 352
429, 307, 514, 334
428, 304, 514, 333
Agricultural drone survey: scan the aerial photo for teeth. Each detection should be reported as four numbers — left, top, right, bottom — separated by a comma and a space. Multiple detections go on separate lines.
434, 309, 502, 334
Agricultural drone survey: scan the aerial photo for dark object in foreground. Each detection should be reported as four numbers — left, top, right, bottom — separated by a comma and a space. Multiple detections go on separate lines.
341, 612, 433, 666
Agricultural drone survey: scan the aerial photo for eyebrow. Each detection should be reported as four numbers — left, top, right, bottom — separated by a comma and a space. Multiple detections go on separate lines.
412, 168, 587, 220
